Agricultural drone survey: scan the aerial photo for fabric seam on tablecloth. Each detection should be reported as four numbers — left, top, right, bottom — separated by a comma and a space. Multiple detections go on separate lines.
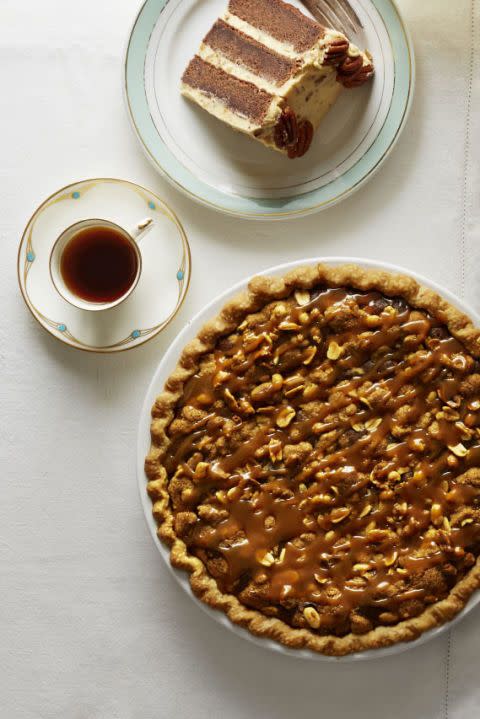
446, 2, 476, 717
458, 0, 475, 298
445, 631, 452, 719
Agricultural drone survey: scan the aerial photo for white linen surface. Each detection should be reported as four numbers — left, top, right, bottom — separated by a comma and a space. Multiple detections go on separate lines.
1, 1, 479, 717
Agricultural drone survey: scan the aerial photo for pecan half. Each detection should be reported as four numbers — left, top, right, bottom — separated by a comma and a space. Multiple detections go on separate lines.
338, 59, 374, 89
274, 107, 299, 150
287, 120, 314, 159
338, 55, 364, 76
323, 38, 349, 66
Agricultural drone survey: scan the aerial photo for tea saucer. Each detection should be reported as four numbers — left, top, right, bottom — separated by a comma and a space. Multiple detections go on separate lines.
17, 178, 191, 353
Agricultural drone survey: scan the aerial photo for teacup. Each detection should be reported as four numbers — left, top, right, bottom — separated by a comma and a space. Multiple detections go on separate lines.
50, 217, 153, 311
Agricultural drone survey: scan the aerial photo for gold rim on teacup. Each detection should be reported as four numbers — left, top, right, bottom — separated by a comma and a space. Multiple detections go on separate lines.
49, 217, 153, 312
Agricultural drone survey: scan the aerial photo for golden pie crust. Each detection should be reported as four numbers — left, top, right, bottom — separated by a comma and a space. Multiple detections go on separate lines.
145, 264, 480, 656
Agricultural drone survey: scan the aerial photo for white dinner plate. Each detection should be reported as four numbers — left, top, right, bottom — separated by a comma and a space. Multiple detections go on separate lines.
138, 257, 480, 660
125, 0, 414, 219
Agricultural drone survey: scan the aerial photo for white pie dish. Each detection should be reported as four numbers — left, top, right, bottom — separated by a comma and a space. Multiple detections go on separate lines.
137, 257, 480, 660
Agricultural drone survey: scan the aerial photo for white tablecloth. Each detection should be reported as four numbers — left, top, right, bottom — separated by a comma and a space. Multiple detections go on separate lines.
2, 1, 480, 717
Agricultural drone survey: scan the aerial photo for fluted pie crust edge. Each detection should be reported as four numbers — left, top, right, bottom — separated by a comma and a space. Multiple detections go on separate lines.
145, 263, 480, 656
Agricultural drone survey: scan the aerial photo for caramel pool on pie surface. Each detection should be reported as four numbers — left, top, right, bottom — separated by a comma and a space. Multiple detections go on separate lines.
154, 283, 480, 639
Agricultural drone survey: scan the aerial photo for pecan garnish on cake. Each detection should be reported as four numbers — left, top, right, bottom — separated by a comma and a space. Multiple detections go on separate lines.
274, 108, 313, 158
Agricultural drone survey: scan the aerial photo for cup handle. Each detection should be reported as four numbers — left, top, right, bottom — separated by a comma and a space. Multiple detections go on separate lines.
130, 217, 154, 243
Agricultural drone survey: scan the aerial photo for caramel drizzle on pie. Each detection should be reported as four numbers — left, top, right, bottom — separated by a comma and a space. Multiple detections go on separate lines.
165, 288, 480, 632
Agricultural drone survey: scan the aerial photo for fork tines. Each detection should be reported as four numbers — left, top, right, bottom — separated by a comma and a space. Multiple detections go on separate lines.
300, 0, 363, 36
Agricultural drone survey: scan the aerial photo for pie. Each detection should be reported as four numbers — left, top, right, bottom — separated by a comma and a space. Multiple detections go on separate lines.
181, 0, 373, 159
145, 264, 480, 655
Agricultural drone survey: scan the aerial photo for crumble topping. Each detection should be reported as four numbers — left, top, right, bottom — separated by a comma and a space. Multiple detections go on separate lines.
160, 286, 480, 637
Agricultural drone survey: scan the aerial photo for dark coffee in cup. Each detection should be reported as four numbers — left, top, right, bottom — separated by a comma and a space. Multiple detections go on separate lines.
50, 217, 152, 312
60, 224, 139, 303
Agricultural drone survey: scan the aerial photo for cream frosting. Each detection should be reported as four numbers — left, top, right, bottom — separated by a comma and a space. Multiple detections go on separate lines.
181, 5, 373, 157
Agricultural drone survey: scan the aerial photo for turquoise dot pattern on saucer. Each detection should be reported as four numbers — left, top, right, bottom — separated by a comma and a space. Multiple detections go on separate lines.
148, 201, 156, 210
57, 324, 67, 332
177, 270, 184, 281
27, 251, 35, 262
72, 191, 80, 199
131, 329, 141, 339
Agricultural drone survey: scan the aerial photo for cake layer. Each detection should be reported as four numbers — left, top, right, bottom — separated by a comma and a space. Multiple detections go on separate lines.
182, 56, 275, 124
228, 0, 324, 53
203, 20, 300, 87
181, 0, 374, 158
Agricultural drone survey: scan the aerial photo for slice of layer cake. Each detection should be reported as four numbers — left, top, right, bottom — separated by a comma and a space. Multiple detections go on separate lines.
181, 0, 373, 159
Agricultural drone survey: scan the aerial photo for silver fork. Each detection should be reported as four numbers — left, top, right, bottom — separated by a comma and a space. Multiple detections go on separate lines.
299, 0, 363, 36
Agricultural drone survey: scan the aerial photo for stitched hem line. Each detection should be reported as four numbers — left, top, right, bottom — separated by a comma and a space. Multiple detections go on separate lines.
459, 0, 475, 299
445, 630, 452, 719
447, 2, 476, 716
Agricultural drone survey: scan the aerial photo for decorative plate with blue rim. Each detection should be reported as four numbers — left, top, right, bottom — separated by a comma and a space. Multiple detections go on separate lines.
17, 178, 191, 353
124, 0, 414, 220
